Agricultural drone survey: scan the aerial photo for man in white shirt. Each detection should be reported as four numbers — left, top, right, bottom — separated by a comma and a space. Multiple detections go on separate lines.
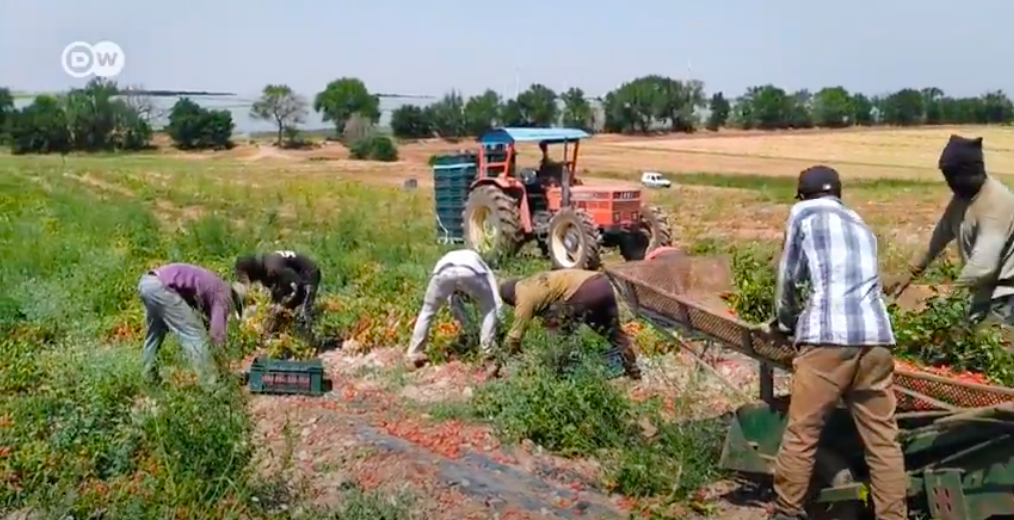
406, 249, 504, 369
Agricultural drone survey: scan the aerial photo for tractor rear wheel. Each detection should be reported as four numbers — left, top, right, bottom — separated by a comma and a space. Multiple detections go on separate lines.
547, 207, 601, 270
463, 185, 524, 266
620, 206, 673, 261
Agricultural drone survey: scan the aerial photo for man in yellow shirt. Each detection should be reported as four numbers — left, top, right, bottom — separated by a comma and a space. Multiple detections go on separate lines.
487, 269, 641, 379
890, 135, 1014, 331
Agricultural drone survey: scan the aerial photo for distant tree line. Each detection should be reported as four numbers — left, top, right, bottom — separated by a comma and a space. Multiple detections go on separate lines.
2, 76, 1011, 157
385, 78, 1014, 139
0, 79, 236, 154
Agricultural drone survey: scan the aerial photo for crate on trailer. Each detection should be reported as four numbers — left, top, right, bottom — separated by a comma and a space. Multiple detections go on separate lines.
246, 356, 328, 396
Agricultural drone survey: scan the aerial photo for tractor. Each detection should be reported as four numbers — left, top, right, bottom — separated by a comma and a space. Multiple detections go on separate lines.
462, 127, 672, 270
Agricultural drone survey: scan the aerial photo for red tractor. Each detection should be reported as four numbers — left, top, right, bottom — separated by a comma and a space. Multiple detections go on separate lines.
463, 127, 672, 270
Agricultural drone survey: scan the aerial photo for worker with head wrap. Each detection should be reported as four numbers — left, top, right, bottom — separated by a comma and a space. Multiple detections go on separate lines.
888, 135, 1014, 331
234, 250, 322, 339
489, 269, 641, 380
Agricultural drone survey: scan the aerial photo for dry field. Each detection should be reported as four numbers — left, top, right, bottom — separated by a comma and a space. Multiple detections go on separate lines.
155, 125, 1014, 268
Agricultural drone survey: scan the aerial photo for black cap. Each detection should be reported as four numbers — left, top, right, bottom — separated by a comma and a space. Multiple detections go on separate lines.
796, 165, 842, 200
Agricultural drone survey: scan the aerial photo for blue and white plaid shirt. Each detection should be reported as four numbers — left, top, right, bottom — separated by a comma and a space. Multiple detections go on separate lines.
775, 197, 895, 346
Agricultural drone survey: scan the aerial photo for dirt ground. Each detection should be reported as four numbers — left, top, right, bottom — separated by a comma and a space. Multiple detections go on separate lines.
201, 125, 1014, 187
247, 339, 786, 520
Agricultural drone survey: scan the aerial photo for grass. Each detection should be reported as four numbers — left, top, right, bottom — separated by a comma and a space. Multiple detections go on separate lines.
0, 156, 484, 518
0, 145, 986, 518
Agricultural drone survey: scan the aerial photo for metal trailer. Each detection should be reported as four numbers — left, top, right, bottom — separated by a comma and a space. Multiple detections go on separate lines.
606, 260, 1014, 520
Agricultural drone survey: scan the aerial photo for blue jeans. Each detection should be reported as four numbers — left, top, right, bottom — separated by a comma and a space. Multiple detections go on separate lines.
137, 274, 217, 387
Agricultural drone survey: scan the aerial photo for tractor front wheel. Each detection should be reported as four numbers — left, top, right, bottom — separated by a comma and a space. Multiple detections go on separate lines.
547, 207, 601, 270
463, 185, 524, 266
620, 206, 673, 261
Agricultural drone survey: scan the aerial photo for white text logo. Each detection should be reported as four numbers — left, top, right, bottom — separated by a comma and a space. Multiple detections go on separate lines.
61, 41, 125, 79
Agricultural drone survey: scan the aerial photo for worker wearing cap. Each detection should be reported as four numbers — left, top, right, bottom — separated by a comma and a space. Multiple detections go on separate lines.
769, 166, 906, 520
490, 269, 641, 380
889, 135, 1014, 331
406, 249, 503, 369
138, 263, 245, 388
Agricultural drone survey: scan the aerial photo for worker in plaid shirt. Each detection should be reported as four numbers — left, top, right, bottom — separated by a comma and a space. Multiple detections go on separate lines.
769, 165, 906, 520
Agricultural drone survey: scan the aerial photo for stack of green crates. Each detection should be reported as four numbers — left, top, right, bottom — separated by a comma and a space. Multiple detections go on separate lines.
431, 152, 478, 243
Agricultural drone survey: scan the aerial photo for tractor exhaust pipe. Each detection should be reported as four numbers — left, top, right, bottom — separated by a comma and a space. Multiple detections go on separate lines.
561, 163, 571, 207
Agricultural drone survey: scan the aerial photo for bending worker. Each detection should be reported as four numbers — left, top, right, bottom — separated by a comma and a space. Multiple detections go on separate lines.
137, 263, 245, 388
768, 165, 906, 520
235, 250, 322, 336
491, 269, 641, 380
889, 135, 1014, 333
406, 249, 503, 369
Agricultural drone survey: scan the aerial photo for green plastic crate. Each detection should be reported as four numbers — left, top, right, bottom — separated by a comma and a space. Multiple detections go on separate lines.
247, 356, 328, 396
432, 154, 477, 242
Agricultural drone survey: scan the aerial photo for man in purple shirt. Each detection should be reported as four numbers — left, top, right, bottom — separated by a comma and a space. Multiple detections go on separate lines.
137, 263, 246, 387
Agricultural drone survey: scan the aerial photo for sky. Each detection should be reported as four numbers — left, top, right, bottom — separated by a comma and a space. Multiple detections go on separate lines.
3, 0, 1014, 131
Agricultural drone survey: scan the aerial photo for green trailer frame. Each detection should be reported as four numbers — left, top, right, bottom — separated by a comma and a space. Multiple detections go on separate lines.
606, 260, 1014, 520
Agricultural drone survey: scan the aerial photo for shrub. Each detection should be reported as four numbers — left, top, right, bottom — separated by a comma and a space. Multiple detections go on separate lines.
469, 330, 726, 499
349, 135, 399, 162
166, 97, 234, 150
471, 333, 639, 455
725, 246, 1014, 383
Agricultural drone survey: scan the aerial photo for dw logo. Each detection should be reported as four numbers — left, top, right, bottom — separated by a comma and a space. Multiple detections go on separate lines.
61, 41, 125, 79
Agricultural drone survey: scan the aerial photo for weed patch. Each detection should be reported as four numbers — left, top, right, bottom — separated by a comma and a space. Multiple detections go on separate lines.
468, 331, 727, 500
725, 246, 1014, 384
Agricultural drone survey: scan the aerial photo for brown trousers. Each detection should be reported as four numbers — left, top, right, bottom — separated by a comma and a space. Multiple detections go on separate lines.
554, 274, 640, 378
773, 345, 907, 520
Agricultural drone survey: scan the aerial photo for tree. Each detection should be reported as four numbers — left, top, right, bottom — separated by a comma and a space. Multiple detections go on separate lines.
921, 87, 945, 125
426, 91, 466, 139
166, 98, 234, 150
736, 85, 794, 130
601, 76, 706, 134
980, 90, 1014, 124
560, 87, 593, 131
390, 104, 431, 139
0, 87, 14, 143
602, 79, 656, 133
120, 84, 163, 125
463, 90, 501, 136
880, 89, 924, 126
9, 78, 153, 153
651, 76, 703, 132
499, 99, 525, 127
514, 84, 558, 127
8, 95, 72, 154
64, 78, 120, 151
313, 78, 380, 136
787, 90, 814, 128
251, 84, 309, 146
811, 86, 852, 128
706, 92, 731, 131
850, 93, 875, 126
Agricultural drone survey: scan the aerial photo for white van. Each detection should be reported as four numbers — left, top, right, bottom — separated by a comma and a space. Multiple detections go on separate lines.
641, 171, 671, 188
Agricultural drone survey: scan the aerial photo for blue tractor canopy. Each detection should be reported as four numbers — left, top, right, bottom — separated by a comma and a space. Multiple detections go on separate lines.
476, 127, 590, 145
475, 127, 590, 179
